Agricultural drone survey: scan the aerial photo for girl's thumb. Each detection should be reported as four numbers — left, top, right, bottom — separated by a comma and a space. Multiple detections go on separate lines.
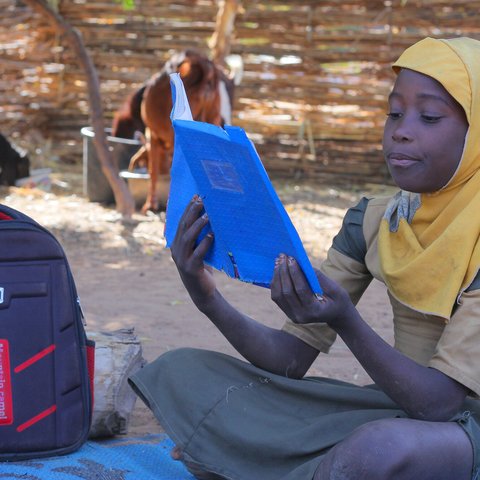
314, 269, 341, 298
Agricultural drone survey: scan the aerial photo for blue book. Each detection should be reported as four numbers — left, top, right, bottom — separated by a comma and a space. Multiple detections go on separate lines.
165, 73, 322, 294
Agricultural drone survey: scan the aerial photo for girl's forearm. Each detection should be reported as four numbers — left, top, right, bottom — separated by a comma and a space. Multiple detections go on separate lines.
331, 305, 467, 420
198, 290, 319, 378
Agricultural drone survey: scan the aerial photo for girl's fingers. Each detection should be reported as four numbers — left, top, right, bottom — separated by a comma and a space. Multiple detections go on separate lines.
286, 257, 312, 300
271, 255, 288, 303
192, 232, 214, 261
184, 212, 210, 246
270, 256, 282, 299
173, 196, 207, 250
171, 196, 207, 269
173, 196, 198, 243
278, 256, 297, 301
313, 268, 339, 299
272, 254, 301, 311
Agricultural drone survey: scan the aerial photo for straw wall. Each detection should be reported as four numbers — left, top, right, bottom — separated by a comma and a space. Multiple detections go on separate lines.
1, 0, 480, 185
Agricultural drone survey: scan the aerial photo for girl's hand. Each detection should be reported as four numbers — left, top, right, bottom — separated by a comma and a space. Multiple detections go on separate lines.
170, 196, 216, 308
270, 255, 354, 327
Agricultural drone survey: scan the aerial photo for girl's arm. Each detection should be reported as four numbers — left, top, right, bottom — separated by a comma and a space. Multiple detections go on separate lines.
271, 255, 469, 421
200, 292, 320, 378
170, 196, 320, 377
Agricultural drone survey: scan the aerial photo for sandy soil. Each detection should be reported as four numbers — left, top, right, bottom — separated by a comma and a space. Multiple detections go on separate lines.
0, 172, 396, 437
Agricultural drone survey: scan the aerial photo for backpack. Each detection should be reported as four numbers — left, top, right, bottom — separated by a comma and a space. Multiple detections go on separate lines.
0, 204, 94, 460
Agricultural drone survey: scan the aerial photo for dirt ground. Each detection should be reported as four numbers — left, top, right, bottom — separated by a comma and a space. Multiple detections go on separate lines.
0, 168, 397, 437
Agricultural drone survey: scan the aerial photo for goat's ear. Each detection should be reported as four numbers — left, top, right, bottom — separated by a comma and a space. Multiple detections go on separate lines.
225, 54, 244, 86
178, 61, 192, 78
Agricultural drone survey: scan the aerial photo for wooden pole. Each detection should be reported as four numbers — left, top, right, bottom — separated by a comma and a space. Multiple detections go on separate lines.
210, 0, 241, 66
22, 0, 135, 217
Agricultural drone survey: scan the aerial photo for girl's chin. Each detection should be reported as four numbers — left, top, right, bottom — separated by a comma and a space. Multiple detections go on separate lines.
388, 169, 425, 193
391, 179, 436, 194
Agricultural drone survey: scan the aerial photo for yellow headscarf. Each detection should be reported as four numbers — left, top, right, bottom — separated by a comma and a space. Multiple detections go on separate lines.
378, 37, 480, 320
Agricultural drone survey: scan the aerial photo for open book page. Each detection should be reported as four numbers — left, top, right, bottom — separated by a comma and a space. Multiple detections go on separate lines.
170, 73, 193, 121
165, 73, 322, 295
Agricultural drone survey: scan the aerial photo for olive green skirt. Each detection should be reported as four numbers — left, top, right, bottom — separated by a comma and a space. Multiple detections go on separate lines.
129, 348, 480, 480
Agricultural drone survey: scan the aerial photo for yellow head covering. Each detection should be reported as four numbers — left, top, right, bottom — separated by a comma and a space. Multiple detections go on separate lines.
378, 37, 480, 320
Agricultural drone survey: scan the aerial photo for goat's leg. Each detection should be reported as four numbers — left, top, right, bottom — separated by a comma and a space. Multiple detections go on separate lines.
142, 136, 162, 213
128, 145, 147, 172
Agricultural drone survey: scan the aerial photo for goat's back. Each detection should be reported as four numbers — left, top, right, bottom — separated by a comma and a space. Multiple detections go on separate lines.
143, 50, 224, 143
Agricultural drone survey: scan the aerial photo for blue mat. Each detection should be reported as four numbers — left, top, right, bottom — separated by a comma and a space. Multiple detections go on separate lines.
0, 434, 195, 479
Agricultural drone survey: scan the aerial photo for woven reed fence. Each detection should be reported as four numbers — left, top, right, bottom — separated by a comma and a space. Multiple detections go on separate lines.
1, 0, 480, 185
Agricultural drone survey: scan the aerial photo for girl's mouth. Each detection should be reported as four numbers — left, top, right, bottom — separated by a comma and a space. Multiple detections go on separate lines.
387, 153, 419, 168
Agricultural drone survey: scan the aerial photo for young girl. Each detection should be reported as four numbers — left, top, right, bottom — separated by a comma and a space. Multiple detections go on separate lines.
129, 37, 480, 480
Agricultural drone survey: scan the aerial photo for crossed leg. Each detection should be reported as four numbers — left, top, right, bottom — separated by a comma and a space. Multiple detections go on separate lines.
171, 417, 473, 480
313, 417, 473, 480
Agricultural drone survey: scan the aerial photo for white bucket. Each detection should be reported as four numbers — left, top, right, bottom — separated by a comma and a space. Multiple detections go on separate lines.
119, 170, 170, 209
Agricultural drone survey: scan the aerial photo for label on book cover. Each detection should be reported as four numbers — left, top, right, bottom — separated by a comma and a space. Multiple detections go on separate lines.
201, 160, 244, 193
0, 339, 13, 425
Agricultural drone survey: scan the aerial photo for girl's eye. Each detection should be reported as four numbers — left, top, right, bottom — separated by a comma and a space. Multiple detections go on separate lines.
386, 112, 402, 119
422, 115, 442, 123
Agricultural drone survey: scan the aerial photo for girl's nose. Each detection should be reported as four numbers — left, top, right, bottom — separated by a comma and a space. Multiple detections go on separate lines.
391, 121, 413, 142
392, 131, 412, 142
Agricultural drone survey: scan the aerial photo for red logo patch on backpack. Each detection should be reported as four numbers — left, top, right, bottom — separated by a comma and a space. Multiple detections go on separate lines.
0, 339, 13, 425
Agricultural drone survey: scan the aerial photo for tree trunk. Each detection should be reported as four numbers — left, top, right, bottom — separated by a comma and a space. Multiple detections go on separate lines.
23, 0, 135, 217
210, 0, 241, 66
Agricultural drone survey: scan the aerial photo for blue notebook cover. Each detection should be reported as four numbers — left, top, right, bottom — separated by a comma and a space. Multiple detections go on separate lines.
165, 73, 322, 294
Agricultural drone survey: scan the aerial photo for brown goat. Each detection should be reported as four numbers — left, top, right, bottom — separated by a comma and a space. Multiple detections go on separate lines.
112, 50, 235, 213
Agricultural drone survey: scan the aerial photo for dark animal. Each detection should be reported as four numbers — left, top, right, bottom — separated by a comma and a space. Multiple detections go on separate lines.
0, 134, 30, 186
111, 84, 146, 140
112, 50, 235, 213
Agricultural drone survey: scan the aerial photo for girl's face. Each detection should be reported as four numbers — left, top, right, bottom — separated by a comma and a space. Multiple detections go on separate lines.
382, 69, 469, 193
